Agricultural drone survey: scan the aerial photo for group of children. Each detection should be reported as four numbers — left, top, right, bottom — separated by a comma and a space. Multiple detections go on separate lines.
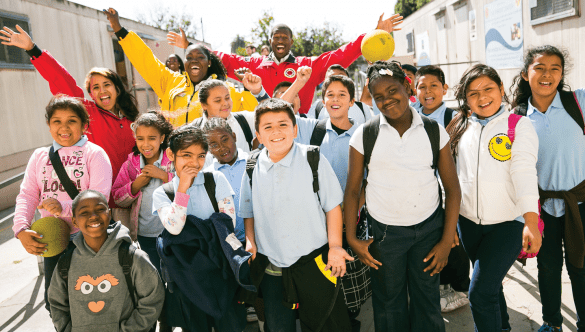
1, 6, 584, 332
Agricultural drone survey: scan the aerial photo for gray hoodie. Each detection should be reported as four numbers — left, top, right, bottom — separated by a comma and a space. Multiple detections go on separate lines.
48, 222, 164, 332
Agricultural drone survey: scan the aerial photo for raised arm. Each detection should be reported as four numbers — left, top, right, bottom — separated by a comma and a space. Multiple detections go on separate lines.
282, 66, 312, 104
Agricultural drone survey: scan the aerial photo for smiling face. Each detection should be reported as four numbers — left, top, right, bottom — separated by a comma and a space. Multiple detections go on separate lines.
465, 75, 505, 119
522, 54, 563, 101
135, 125, 164, 164
89, 75, 118, 111
370, 76, 411, 121
324, 81, 354, 120
416, 74, 448, 113
167, 144, 207, 180
48, 108, 85, 147
256, 111, 297, 163
185, 47, 209, 84
202, 85, 233, 119
73, 193, 110, 243
166, 55, 181, 72
207, 128, 238, 165
270, 28, 293, 60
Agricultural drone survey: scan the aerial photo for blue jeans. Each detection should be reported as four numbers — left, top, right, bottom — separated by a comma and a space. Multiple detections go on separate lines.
368, 207, 445, 332
458, 217, 523, 332
261, 274, 297, 332
537, 203, 585, 331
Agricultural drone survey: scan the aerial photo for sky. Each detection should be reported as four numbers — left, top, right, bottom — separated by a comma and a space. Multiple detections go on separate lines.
68, 0, 398, 53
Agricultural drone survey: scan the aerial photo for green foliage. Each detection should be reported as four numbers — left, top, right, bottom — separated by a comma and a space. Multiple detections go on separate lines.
231, 34, 248, 55
395, 0, 431, 18
137, 5, 197, 38
291, 23, 345, 57
251, 10, 274, 48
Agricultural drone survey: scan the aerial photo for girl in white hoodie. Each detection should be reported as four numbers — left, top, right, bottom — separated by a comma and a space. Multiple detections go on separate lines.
446, 64, 542, 332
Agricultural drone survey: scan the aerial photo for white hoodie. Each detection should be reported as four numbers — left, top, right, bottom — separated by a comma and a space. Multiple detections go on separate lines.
456, 107, 539, 225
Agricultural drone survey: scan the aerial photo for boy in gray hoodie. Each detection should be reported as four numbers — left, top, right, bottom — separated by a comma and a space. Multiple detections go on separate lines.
48, 190, 164, 332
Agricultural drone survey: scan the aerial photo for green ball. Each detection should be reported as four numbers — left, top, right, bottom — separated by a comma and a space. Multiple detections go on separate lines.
30, 217, 71, 257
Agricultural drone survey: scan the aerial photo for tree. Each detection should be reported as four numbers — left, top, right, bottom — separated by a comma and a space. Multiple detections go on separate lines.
231, 35, 248, 56
395, 0, 431, 19
291, 23, 345, 57
137, 5, 197, 38
251, 10, 274, 48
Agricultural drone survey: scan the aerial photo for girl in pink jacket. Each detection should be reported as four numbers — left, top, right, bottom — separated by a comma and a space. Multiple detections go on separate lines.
13, 95, 112, 313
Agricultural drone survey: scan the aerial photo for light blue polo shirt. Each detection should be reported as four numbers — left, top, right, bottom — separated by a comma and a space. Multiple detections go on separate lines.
526, 89, 585, 217
138, 153, 166, 237
295, 117, 357, 193
306, 101, 373, 126
152, 170, 234, 221
205, 149, 248, 242
239, 143, 344, 267
418, 102, 458, 128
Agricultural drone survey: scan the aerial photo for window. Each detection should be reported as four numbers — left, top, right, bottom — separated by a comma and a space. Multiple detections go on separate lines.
406, 32, 414, 54
530, 0, 579, 25
0, 11, 33, 69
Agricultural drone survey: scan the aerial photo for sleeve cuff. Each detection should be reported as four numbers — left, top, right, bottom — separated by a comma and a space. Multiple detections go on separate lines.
174, 192, 190, 207
253, 87, 267, 98
115, 28, 129, 40
26, 44, 42, 59
518, 196, 539, 216
14, 226, 28, 239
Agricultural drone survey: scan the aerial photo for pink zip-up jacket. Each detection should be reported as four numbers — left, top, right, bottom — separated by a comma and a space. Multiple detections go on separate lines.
112, 151, 173, 241
13, 141, 112, 238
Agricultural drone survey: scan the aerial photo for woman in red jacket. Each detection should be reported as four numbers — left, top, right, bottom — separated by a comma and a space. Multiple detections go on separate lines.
2, 25, 138, 216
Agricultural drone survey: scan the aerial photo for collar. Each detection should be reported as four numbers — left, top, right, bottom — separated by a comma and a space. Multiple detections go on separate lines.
52, 135, 88, 152
140, 151, 164, 168
419, 102, 446, 116
215, 149, 249, 170
380, 106, 423, 129
327, 118, 358, 136
268, 51, 296, 65
526, 91, 563, 116
258, 142, 297, 170
471, 104, 505, 126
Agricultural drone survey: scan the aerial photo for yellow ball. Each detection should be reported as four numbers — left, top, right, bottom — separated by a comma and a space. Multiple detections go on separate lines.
30, 217, 71, 257
361, 30, 395, 63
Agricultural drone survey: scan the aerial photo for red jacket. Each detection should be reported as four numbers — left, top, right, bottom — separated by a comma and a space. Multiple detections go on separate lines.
30, 51, 136, 208
215, 34, 365, 114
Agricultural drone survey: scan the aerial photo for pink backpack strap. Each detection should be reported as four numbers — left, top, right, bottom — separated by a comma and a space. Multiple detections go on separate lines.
508, 113, 522, 144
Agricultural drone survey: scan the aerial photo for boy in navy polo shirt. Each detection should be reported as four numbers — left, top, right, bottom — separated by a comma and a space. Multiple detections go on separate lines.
240, 99, 353, 331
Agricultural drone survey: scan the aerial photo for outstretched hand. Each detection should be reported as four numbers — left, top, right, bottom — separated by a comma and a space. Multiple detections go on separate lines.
103, 8, 122, 33
0, 25, 34, 51
376, 13, 404, 33
167, 28, 189, 49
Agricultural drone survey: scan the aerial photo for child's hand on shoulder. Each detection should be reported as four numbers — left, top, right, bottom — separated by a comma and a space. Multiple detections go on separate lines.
326, 246, 354, 277
37, 198, 63, 217
423, 239, 452, 276
348, 238, 382, 270
142, 165, 168, 182
296, 66, 312, 85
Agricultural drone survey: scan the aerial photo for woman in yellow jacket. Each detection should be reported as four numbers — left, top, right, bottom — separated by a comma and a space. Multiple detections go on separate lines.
105, 9, 258, 127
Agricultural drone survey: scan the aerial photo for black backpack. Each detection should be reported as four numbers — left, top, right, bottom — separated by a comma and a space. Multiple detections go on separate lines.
513, 90, 585, 134
193, 113, 254, 150
314, 100, 366, 120
161, 172, 219, 213
444, 107, 455, 127
57, 239, 137, 307
246, 146, 320, 194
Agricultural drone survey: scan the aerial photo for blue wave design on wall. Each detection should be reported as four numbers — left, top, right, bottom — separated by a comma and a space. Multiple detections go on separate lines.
485, 28, 523, 50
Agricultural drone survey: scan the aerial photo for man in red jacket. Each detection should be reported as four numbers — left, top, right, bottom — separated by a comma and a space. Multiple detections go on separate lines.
167, 14, 402, 114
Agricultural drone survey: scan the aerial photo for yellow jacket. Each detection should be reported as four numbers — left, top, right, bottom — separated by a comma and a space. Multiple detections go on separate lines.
118, 30, 258, 127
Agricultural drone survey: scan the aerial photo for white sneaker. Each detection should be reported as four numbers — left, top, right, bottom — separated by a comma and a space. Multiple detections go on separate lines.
440, 285, 469, 312
246, 306, 258, 322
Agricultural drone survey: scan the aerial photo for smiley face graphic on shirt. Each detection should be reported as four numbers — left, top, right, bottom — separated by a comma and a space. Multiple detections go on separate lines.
75, 274, 119, 314
488, 134, 512, 162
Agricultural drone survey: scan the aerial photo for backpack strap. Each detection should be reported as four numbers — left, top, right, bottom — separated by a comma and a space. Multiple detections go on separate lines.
512, 104, 528, 116
246, 149, 263, 189
314, 100, 324, 119
559, 90, 585, 134
118, 241, 137, 308
444, 108, 455, 127
203, 172, 219, 213
162, 182, 175, 202
309, 119, 328, 146
49, 146, 80, 200
57, 245, 75, 286
192, 117, 205, 128
234, 113, 254, 150
421, 116, 440, 170
355, 101, 366, 118
362, 114, 381, 172
508, 113, 523, 144
305, 146, 320, 193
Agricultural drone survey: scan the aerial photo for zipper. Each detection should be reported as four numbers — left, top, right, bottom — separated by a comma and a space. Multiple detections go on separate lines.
185, 88, 198, 123
476, 124, 485, 224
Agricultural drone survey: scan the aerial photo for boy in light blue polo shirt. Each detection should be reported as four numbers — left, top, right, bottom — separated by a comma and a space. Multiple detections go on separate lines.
415, 65, 457, 128
239, 98, 353, 331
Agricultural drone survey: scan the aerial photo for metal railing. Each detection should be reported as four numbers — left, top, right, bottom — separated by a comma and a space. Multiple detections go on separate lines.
0, 172, 25, 190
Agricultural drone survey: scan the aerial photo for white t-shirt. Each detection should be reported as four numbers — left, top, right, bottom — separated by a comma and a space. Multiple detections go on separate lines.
349, 107, 450, 226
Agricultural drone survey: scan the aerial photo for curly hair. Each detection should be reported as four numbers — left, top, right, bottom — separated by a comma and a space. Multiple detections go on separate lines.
186, 44, 227, 82
131, 110, 174, 155
366, 60, 408, 95
84, 67, 139, 122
